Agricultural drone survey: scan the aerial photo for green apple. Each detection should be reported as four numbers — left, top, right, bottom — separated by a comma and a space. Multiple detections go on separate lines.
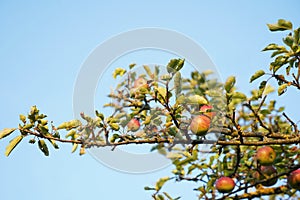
215, 177, 235, 193
256, 146, 276, 166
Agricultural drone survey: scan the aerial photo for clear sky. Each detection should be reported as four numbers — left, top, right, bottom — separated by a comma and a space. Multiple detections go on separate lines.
0, 1, 300, 200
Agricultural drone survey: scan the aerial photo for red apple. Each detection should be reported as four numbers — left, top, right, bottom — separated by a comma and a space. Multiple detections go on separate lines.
134, 77, 148, 89
127, 118, 140, 132
253, 166, 278, 187
256, 146, 276, 166
215, 177, 235, 193
200, 104, 216, 119
288, 169, 300, 190
190, 115, 211, 136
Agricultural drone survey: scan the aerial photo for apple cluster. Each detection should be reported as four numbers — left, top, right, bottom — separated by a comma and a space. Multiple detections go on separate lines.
214, 146, 300, 194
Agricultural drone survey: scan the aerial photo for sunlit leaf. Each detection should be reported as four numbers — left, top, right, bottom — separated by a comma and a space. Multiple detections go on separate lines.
71, 143, 78, 153
224, 76, 236, 93
5, 135, 23, 156
112, 68, 127, 79
144, 186, 156, 191
0, 128, 16, 139
38, 139, 49, 156
278, 83, 288, 95
143, 65, 153, 77
155, 177, 170, 191
262, 43, 286, 51
267, 19, 293, 32
250, 70, 265, 83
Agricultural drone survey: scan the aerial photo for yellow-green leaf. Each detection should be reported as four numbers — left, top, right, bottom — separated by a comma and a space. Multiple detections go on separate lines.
155, 176, 170, 191
129, 63, 136, 69
278, 83, 288, 96
38, 139, 49, 156
267, 19, 293, 32
143, 65, 153, 77
5, 135, 23, 156
0, 128, 16, 139
187, 95, 208, 105
109, 123, 120, 131
167, 58, 184, 74
250, 70, 265, 83
112, 68, 127, 79
224, 76, 236, 93
71, 143, 78, 153
79, 146, 86, 155
19, 114, 26, 123
262, 43, 286, 51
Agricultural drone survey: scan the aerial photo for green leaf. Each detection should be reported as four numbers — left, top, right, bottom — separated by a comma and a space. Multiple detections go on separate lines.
224, 76, 236, 93
187, 95, 208, 105
267, 19, 293, 32
144, 186, 156, 191
286, 66, 291, 76
95, 110, 104, 120
262, 43, 286, 51
0, 128, 16, 139
157, 194, 165, 200
57, 120, 82, 130
258, 81, 267, 98
263, 84, 275, 96
5, 135, 23, 156
71, 143, 78, 153
38, 139, 49, 156
19, 114, 26, 123
163, 192, 173, 200
112, 68, 127, 79
250, 70, 265, 83
155, 177, 170, 191
129, 63, 136, 69
294, 28, 300, 44
271, 49, 288, 58
167, 58, 184, 74
109, 123, 120, 131
143, 65, 153, 77
278, 83, 288, 96
283, 35, 294, 47
174, 72, 182, 96
48, 139, 59, 149
232, 92, 247, 101
79, 146, 86, 155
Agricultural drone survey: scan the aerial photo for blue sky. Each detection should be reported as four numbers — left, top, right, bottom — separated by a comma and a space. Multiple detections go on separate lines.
0, 1, 300, 200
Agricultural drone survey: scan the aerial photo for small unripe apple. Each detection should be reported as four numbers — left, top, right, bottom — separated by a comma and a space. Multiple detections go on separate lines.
256, 146, 276, 166
134, 77, 148, 89
253, 166, 278, 187
190, 115, 211, 136
127, 118, 140, 132
215, 177, 235, 193
200, 104, 216, 119
288, 169, 300, 190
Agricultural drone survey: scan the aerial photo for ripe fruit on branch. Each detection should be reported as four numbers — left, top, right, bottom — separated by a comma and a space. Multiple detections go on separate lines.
190, 115, 211, 136
253, 166, 278, 187
215, 177, 235, 193
133, 77, 149, 89
200, 104, 216, 119
127, 118, 140, 132
256, 146, 276, 166
288, 169, 300, 190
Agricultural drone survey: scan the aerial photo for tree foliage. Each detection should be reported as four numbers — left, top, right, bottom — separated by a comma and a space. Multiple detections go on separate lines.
1, 19, 300, 199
